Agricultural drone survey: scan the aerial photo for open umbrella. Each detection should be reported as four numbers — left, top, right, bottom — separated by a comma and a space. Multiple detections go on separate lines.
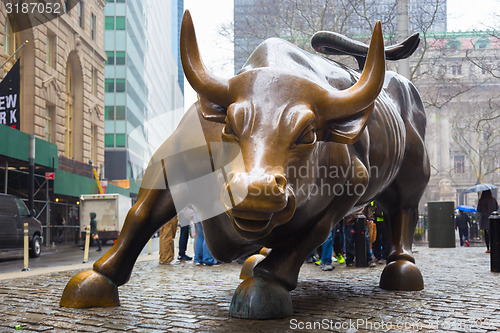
462, 183, 497, 193
456, 205, 477, 213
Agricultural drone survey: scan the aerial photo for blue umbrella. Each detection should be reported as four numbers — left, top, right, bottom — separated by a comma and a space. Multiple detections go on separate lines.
457, 205, 477, 213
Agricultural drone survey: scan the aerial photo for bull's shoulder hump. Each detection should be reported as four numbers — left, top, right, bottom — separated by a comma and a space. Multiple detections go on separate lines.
240, 37, 355, 89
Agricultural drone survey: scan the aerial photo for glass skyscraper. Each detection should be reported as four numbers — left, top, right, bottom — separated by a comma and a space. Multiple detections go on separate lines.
104, 0, 184, 182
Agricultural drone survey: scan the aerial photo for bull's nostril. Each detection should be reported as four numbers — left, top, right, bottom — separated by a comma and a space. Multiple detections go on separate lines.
274, 174, 287, 191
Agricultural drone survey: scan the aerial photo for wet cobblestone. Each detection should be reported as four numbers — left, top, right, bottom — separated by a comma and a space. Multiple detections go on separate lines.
0, 245, 499, 332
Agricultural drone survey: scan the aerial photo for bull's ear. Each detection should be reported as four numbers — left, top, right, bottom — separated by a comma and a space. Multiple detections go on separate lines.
199, 96, 227, 123
325, 104, 373, 144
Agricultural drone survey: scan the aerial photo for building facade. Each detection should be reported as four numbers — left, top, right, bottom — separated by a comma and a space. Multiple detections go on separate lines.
0, 0, 107, 243
416, 31, 500, 207
1, 0, 106, 165
103, 0, 184, 183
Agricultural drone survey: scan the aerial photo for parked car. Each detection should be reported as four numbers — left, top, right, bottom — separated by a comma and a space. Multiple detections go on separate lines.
0, 193, 43, 257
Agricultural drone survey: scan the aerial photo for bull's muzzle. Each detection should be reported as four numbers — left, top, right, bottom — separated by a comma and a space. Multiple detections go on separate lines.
222, 171, 296, 239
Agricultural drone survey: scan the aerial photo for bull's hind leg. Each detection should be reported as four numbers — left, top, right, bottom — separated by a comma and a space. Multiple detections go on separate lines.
60, 163, 176, 308
378, 125, 430, 291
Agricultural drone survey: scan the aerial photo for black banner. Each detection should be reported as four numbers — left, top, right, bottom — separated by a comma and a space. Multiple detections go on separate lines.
0, 58, 20, 130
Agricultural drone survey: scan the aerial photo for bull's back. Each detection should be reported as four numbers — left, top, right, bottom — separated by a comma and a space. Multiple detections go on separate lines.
356, 71, 427, 202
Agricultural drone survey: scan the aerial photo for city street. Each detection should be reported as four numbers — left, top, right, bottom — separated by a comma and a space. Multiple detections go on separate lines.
0, 243, 499, 332
0, 238, 160, 276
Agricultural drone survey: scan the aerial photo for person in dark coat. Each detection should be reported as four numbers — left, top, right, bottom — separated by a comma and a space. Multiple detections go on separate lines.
477, 190, 498, 253
455, 209, 470, 247
90, 212, 102, 252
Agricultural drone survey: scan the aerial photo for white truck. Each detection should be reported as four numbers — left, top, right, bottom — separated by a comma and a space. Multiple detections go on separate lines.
79, 193, 132, 244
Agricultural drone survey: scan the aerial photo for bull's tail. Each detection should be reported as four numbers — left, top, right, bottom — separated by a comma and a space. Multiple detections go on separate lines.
311, 30, 420, 70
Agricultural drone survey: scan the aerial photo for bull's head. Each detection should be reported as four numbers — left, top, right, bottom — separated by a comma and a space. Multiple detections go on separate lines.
180, 11, 385, 240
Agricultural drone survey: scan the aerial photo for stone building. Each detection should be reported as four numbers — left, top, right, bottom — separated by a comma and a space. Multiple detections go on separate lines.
1, 0, 106, 166
414, 31, 500, 207
0, 0, 107, 243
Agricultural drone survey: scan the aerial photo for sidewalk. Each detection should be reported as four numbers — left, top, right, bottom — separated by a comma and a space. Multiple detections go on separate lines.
0, 244, 498, 332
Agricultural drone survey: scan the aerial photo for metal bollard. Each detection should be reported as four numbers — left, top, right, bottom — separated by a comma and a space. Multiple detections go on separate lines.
354, 215, 368, 267
83, 225, 91, 263
490, 211, 499, 272
22, 222, 30, 271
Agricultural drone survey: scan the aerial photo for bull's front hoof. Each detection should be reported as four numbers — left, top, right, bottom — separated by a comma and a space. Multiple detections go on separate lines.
60, 270, 120, 308
229, 276, 292, 319
379, 260, 424, 291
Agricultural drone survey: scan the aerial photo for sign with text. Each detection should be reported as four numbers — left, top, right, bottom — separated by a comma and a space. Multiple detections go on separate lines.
45, 172, 55, 180
0, 58, 20, 129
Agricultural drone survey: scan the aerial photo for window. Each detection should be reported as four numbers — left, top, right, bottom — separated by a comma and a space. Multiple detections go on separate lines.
105, 79, 114, 92
105, 51, 114, 65
44, 106, 54, 142
15, 198, 29, 217
65, 65, 74, 158
116, 134, 126, 147
115, 51, 125, 65
115, 105, 125, 119
91, 67, 98, 95
91, 13, 96, 40
105, 134, 114, 147
4, 18, 18, 57
457, 191, 467, 206
78, 1, 83, 28
105, 17, 114, 30
91, 124, 97, 163
451, 64, 462, 75
46, 33, 55, 67
115, 17, 126, 30
105, 106, 114, 120
454, 156, 465, 174
115, 79, 125, 92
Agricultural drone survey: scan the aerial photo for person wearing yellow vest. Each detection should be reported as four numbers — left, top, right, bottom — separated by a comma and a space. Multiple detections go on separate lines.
370, 201, 389, 264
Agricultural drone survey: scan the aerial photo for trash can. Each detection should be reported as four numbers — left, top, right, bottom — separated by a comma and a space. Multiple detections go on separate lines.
490, 211, 500, 272
428, 201, 455, 248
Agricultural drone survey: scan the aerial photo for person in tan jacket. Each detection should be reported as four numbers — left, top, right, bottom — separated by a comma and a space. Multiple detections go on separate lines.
159, 216, 179, 264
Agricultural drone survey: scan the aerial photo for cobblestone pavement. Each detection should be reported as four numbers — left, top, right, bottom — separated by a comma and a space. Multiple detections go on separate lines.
0, 244, 499, 332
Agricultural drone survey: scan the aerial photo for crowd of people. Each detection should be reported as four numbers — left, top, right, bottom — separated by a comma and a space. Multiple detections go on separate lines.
307, 200, 390, 271
157, 189, 497, 269
158, 205, 220, 266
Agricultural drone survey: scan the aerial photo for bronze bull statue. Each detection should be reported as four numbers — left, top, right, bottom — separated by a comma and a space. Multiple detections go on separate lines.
60, 11, 430, 319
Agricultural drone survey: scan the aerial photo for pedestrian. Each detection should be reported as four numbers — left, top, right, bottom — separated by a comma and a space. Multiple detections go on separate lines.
194, 217, 219, 266
370, 201, 390, 264
159, 216, 179, 264
317, 224, 344, 271
177, 207, 194, 261
56, 213, 65, 244
90, 212, 102, 251
455, 209, 470, 247
477, 190, 498, 253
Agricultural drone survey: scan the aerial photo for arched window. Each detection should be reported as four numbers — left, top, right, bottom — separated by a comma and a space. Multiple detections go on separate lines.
65, 64, 74, 158
3, 17, 19, 57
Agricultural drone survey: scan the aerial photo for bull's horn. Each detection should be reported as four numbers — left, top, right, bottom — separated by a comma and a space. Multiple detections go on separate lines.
315, 21, 385, 121
180, 10, 230, 107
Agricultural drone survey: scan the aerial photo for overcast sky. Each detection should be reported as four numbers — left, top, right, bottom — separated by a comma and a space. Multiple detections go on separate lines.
183, 0, 500, 107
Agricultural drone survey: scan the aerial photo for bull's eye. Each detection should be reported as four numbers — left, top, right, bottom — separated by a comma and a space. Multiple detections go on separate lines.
294, 125, 316, 146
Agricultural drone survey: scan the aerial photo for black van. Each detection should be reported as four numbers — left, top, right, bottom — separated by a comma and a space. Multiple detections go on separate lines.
0, 193, 43, 257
